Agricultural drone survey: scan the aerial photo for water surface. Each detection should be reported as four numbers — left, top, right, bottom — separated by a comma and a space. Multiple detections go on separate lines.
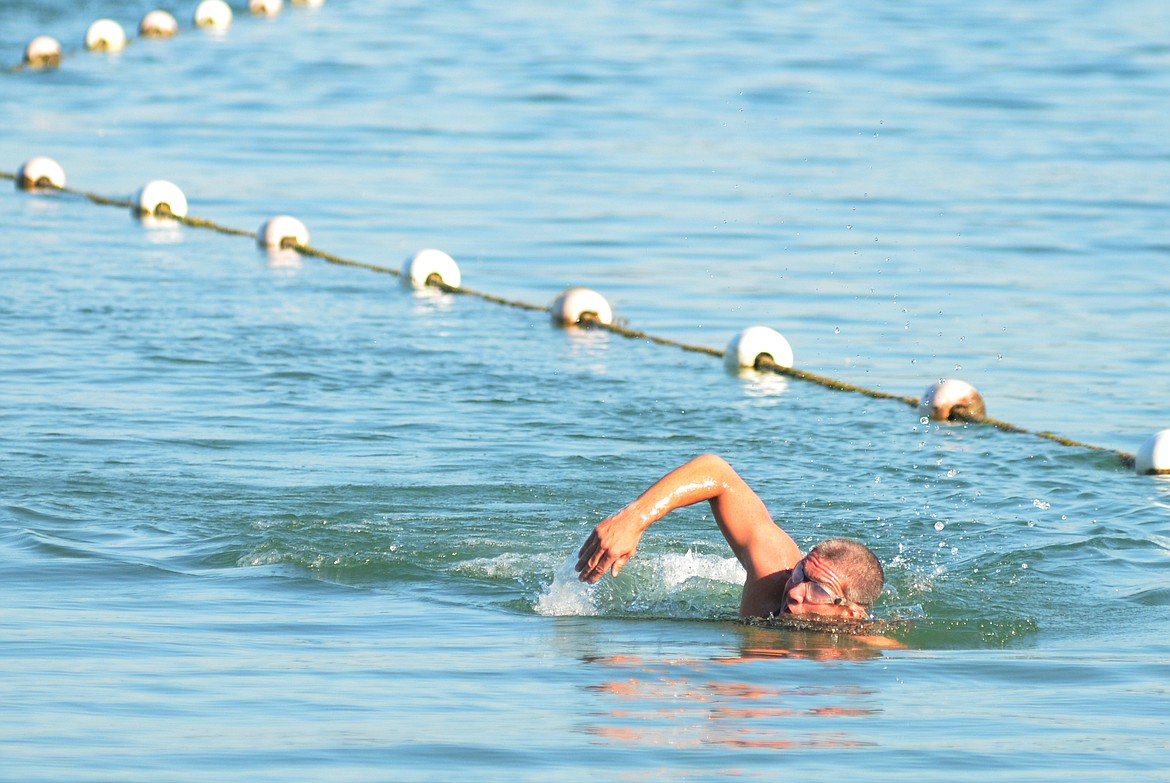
3, 1, 1169, 780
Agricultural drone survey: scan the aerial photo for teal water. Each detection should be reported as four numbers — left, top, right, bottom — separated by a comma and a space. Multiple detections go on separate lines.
3, 1, 1170, 780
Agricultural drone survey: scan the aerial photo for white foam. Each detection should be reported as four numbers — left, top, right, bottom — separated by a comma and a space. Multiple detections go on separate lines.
534, 554, 598, 616
453, 552, 528, 579
533, 549, 745, 617
657, 550, 744, 589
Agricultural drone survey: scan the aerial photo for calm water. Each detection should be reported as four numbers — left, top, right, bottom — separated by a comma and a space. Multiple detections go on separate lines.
3, 1, 1170, 780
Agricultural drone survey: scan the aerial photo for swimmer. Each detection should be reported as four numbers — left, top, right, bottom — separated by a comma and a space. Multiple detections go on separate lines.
575, 454, 884, 621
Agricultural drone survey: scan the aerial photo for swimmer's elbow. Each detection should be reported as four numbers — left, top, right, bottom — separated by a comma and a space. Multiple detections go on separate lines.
691, 453, 732, 475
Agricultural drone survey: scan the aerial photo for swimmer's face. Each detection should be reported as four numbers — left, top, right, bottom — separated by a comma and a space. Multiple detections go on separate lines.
782, 550, 869, 620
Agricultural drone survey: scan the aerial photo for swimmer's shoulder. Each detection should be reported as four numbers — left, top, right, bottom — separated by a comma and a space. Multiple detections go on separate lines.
738, 568, 793, 619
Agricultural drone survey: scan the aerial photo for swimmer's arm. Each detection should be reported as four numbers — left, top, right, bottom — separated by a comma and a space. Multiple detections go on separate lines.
856, 634, 907, 650
575, 454, 801, 584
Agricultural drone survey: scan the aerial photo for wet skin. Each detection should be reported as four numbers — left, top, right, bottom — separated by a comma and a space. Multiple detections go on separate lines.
575, 454, 870, 622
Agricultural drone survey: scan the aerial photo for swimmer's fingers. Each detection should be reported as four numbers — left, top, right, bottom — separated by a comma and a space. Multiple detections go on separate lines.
576, 530, 598, 563
576, 514, 641, 583
576, 533, 609, 582
575, 535, 621, 584
578, 547, 635, 584
575, 531, 600, 578
610, 555, 631, 578
578, 549, 612, 584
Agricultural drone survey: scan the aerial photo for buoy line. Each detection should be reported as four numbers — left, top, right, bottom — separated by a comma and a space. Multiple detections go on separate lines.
6, 0, 321, 73
2, 165, 1148, 472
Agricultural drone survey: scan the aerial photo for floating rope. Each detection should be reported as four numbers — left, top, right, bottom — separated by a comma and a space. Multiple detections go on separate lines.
3, 168, 1139, 469
5, 1, 314, 73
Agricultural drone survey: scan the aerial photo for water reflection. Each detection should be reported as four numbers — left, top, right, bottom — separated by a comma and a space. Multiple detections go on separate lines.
559, 322, 614, 376
262, 247, 304, 270
137, 215, 184, 244
579, 626, 893, 750
734, 368, 789, 402
19, 193, 66, 213
408, 285, 457, 315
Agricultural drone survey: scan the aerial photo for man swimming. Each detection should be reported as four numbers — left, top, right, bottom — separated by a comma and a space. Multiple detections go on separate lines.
575, 454, 884, 620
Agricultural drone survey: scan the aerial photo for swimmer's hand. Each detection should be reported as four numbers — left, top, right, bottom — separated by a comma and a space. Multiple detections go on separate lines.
575, 512, 645, 584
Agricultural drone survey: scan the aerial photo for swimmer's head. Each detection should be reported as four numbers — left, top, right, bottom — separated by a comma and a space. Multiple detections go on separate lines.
782, 538, 884, 620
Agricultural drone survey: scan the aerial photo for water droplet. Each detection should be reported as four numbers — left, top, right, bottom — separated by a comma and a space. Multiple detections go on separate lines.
920, 417, 929, 425
834, 326, 841, 334
934, 521, 945, 531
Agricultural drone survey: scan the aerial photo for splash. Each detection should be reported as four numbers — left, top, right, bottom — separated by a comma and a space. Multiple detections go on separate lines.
657, 550, 744, 589
534, 548, 746, 619
534, 554, 598, 616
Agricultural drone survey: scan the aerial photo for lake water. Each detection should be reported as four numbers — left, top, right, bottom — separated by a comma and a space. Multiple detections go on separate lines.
3, 1, 1169, 780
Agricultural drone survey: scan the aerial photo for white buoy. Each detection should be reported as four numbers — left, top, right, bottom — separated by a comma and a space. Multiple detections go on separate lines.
23, 36, 62, 68
85, 19, 127, 52
194, 0, 234, 30
134, 180, 188, 219
918, 379, 986, 421
1135, 430, 1170, 475
139, 10, 179, 38
550, 287, 613, 327
15, 156, 67, 190
249, 0, 284, 14
257, 215, 309, 249
723, 326, 794, 371
402, 249, 461, 289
